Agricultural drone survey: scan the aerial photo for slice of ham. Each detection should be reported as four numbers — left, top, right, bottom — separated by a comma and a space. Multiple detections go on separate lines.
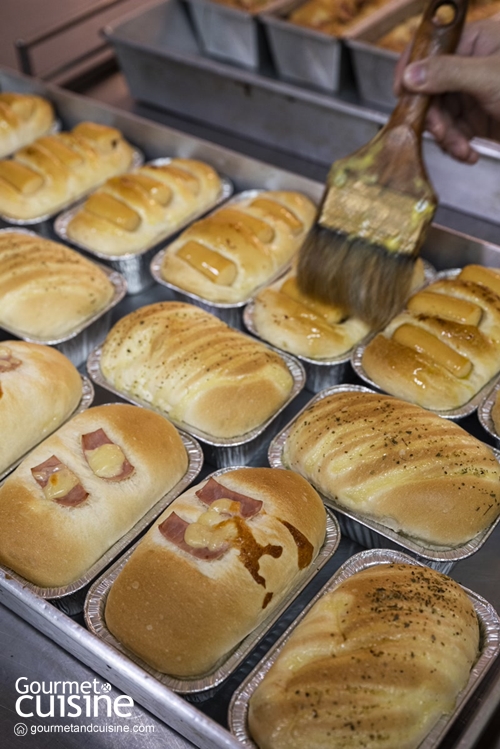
158, 512, 228, 561
82, 428, 134, 481
0, 347, 22, 373
196, 477, 263, 518
30, 455, 88, 507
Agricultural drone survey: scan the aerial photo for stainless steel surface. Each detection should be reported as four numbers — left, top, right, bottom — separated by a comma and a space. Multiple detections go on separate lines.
229, 548, 500, 749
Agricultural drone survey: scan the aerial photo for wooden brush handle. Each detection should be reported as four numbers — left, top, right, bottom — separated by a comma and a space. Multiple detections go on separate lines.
388, 0, 468, 136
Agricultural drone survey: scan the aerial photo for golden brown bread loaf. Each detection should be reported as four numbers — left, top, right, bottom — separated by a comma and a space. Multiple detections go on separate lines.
289, 0, 392, 36
0, 232, 115, 339
65, 158, 223, 256
0, 121, 135, 220
0, 341, 82, 474
491, 391, 500, 436
159, 190, 316, 303
248, 562, 480, 749
282, 390, 500, 547
0, 404, 188, 588
361, 265, 500, 411
105, 467, 327, 677
99, 301, 295, 438
0, 93, 55, 159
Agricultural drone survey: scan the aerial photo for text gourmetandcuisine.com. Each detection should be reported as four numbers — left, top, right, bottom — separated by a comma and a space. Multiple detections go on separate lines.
15, 678, 134, 719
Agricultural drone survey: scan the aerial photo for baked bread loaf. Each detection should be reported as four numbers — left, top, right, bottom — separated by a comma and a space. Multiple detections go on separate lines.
159, 190, 316, 303
0, 121, 135, 220
0, 93, 55, 159
491, 391, 500, 436
0, 341, 82, 474
65, 158, 223, 256
288, 0, 392, 36
0, 232, 115, 339
282, 389, 500, 547
105, 467, 327, 677
361, 265, 500, 410
0, 403, 189, 587
99, 301, 295, 438
248, 562, 480, 749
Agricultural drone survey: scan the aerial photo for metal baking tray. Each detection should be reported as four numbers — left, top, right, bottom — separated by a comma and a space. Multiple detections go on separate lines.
0, 227, 127, 367
54, 159, 234, 295
0, 418, 203, 599
351, 268, 500, 421
228, 547, 500, 749
84, 465, 340, 695
0, 148, 144, 227
0, 373, 94, 483
268, 383, 500, 573
478, 378, 500, 448
87, 340, 305, 468
150, 188, 314, 329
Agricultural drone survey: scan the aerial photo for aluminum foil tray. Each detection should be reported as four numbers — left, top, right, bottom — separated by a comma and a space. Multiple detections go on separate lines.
0, 420, 203, 599
228, 547, 500, 749
268, 383, 500, 573
85, 465, 340, 696
87, 341, 305, 468
478, 378, 500, 448
0, 374, 94, 483
0, 227, 127, 367
54, 160, 233, 295
150, 188, 311, 329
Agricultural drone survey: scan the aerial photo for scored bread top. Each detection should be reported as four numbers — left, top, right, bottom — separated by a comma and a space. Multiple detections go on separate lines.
0, 92, 55, 159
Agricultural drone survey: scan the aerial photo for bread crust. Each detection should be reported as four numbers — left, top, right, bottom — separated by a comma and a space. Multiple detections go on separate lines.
99, 301, 294, 438
0, 404, 188, 587
105, 467, 327, 677
0, 93, 55, 158
248, 562, 480, 749
282, 390, 500, 547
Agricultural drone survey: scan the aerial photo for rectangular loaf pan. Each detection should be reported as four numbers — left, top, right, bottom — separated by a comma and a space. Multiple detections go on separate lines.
84, 464, 341, 696
268, 383, 500, 573
54, 159, 234, 295
228, 547, 500, 749
0, 416, 203, 599
478, 378, 500, 449
87, 339, 306, 468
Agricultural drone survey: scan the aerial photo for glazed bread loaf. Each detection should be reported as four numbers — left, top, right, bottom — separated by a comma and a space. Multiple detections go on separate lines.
361, 265, 500, 410
282, 389, 500, 547
0, 232, 115, 339
65, 158, 223, 256
99, 301, 295, 438
105, 467, 327, 677
289, 0, 392, 36
0, 404, 189, 587
0, 93, 55, 159
0, 341, 82, 474
159, 190, 316, 303
0, 121, 135, 220
248, 562, 480, 749
491, 391, 500, 436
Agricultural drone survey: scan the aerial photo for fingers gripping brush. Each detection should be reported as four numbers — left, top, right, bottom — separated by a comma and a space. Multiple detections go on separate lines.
297, 0, 468, 329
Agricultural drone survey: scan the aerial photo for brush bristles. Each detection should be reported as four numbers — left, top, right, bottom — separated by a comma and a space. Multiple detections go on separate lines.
297, 223, 415, 329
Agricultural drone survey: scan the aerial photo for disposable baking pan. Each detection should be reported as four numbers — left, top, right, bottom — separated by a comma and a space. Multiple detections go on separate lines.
84, 464, 341, 696
0, 417, 203, 599
268, 383, 500, 573
242, 259, 435, 393
0, 227, 127, 367
53, 159, 234, 295
478, 378, 500, 448
150, 188, 315, 329
0, 374, 94, 483
228, 547, 500, 749
87, 341, 306, 468
351, 268, 500, 421
0, 147, 144, 227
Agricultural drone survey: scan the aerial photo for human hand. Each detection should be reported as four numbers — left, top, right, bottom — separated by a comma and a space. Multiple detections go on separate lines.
394, 18, 500, 163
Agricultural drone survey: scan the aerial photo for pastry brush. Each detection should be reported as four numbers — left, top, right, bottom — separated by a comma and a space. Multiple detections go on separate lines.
297, 0, 468, 329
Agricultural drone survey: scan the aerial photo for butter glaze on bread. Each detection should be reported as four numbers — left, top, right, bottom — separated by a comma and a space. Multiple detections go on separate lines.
362, 265, 500, 410
0, 404, 188, 587
99, 302, 294, 438
248, 562, 480, 749
159, 191, 316, 303
0, 121, 134, 220
283, 390, 500, 547
105, 467, 327, 677
66, 158, 222, 256
0, 341, 82, 474
0, 232, 115, 339
0, 93, 55, 159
